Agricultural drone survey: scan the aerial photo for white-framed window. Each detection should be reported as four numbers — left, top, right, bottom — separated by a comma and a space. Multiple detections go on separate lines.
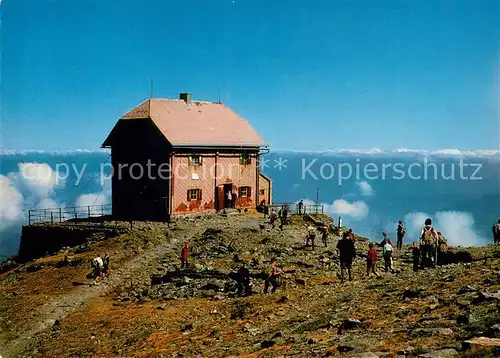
240, 152, 251, 165
189, 155, 201, 166
187, 189, 202, 201
239, 186, 251, 198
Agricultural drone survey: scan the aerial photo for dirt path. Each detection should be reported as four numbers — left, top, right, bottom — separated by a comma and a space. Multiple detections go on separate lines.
1, 226, 193, 358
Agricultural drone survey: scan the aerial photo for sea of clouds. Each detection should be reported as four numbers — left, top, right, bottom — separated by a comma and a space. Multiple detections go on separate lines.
0, 161, 111, 257
300, 179, 489, 247
1, 148, 498, 258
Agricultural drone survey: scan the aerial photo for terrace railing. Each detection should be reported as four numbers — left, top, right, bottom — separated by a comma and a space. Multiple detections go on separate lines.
28, 204, 112, 225
267, 203, 324, 215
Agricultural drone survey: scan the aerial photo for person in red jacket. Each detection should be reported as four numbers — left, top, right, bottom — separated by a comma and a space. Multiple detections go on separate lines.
180, 242, 190, 268
366, 242, 379, 277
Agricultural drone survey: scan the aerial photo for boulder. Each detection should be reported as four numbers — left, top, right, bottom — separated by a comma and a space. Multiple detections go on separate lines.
419, 348, 459, 357
337, 319, 363, 335
463, 337, 500, 348
260, 340, 276, 349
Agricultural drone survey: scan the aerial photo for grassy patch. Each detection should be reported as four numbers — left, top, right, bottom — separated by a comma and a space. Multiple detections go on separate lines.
125, 329, 152, 346
294, 315, 333, 333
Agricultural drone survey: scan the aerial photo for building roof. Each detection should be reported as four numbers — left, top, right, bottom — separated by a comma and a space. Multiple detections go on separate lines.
107, 98, 267, 148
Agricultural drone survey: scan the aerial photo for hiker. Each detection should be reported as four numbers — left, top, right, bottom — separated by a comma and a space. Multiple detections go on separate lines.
257, 199, 266, 214
236, 266, 251, 296
306, 225, 316, 250
282, 205, 289, 224
380, 232, 393, 246
102, 253, 110, 278
336, 233, 356, 283
437, 232, 448, 265
231, 189, 238, 209
321, 225, 329, 247
397, 220, 406, 250
366, 242, 379, 277
264, 257, 282, 294
419, 218, 438, 269
263, 202, 269, 218
180, 242, 190, 268
412, 242, 420, 272
91, 255, 104, 283
277, 205, 288, 230
493, 219, 500, 245
297, 200, 304, 215
343, 228, 354, 241
383, 239, 394, 272
437, 232, 448, 249
279, 209, 287, 231
269, 208, 277, 228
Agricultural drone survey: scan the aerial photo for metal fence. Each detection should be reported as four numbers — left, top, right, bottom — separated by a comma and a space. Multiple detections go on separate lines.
267, 203, 324, 215
28, 204, 112, 225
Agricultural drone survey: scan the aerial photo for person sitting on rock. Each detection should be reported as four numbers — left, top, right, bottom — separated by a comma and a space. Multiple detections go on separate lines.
336, 234, 356, 283
180, 242, 190, 269
264, 257, 282, 294
436, 232, 448, 265
366, 242, 379, 277
437, 232, 448, 249
306, 225, 316, 250
383, 240, 394, 273
257, 199, 265, 213
236, 266, 251, 296
412, 242, 420, 272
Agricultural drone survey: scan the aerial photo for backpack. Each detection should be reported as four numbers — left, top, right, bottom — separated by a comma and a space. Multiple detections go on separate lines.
421, 227, 436, 245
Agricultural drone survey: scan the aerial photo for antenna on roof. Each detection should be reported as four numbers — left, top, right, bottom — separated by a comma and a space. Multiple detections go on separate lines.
150, 78, 154, 98
217, 83, 221, 104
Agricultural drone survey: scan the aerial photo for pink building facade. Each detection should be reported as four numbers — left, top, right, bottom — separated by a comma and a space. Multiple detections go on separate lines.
102, 93, 271, 220
171, 152, 261, 214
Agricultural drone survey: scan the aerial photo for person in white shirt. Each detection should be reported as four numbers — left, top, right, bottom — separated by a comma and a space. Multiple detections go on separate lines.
92, 255, 104, 283
382, 241, 394, 272
306, 225, 316, 250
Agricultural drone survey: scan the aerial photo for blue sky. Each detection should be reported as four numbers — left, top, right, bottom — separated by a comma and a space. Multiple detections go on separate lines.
1, 0, 499, 151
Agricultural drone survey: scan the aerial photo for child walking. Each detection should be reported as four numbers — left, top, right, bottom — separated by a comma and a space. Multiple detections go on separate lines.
366, 242, 379, 277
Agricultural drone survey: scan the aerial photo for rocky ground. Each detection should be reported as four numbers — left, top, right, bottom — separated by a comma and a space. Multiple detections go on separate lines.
1, 212, 500, 358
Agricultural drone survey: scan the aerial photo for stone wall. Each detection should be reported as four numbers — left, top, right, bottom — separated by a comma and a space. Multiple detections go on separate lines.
18, 224, 125, 262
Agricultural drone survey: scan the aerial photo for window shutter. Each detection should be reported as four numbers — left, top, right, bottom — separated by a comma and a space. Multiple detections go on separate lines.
198, 189, 202, 201
248, 187, 252, 198
187, 190, 190, 201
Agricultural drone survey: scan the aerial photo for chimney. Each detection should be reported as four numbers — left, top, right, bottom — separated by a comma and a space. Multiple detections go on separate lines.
179, 92, 192, 104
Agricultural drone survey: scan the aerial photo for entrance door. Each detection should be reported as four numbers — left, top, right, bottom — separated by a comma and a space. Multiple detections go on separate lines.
216, 185, 225, 211
215, 184, 233, 211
